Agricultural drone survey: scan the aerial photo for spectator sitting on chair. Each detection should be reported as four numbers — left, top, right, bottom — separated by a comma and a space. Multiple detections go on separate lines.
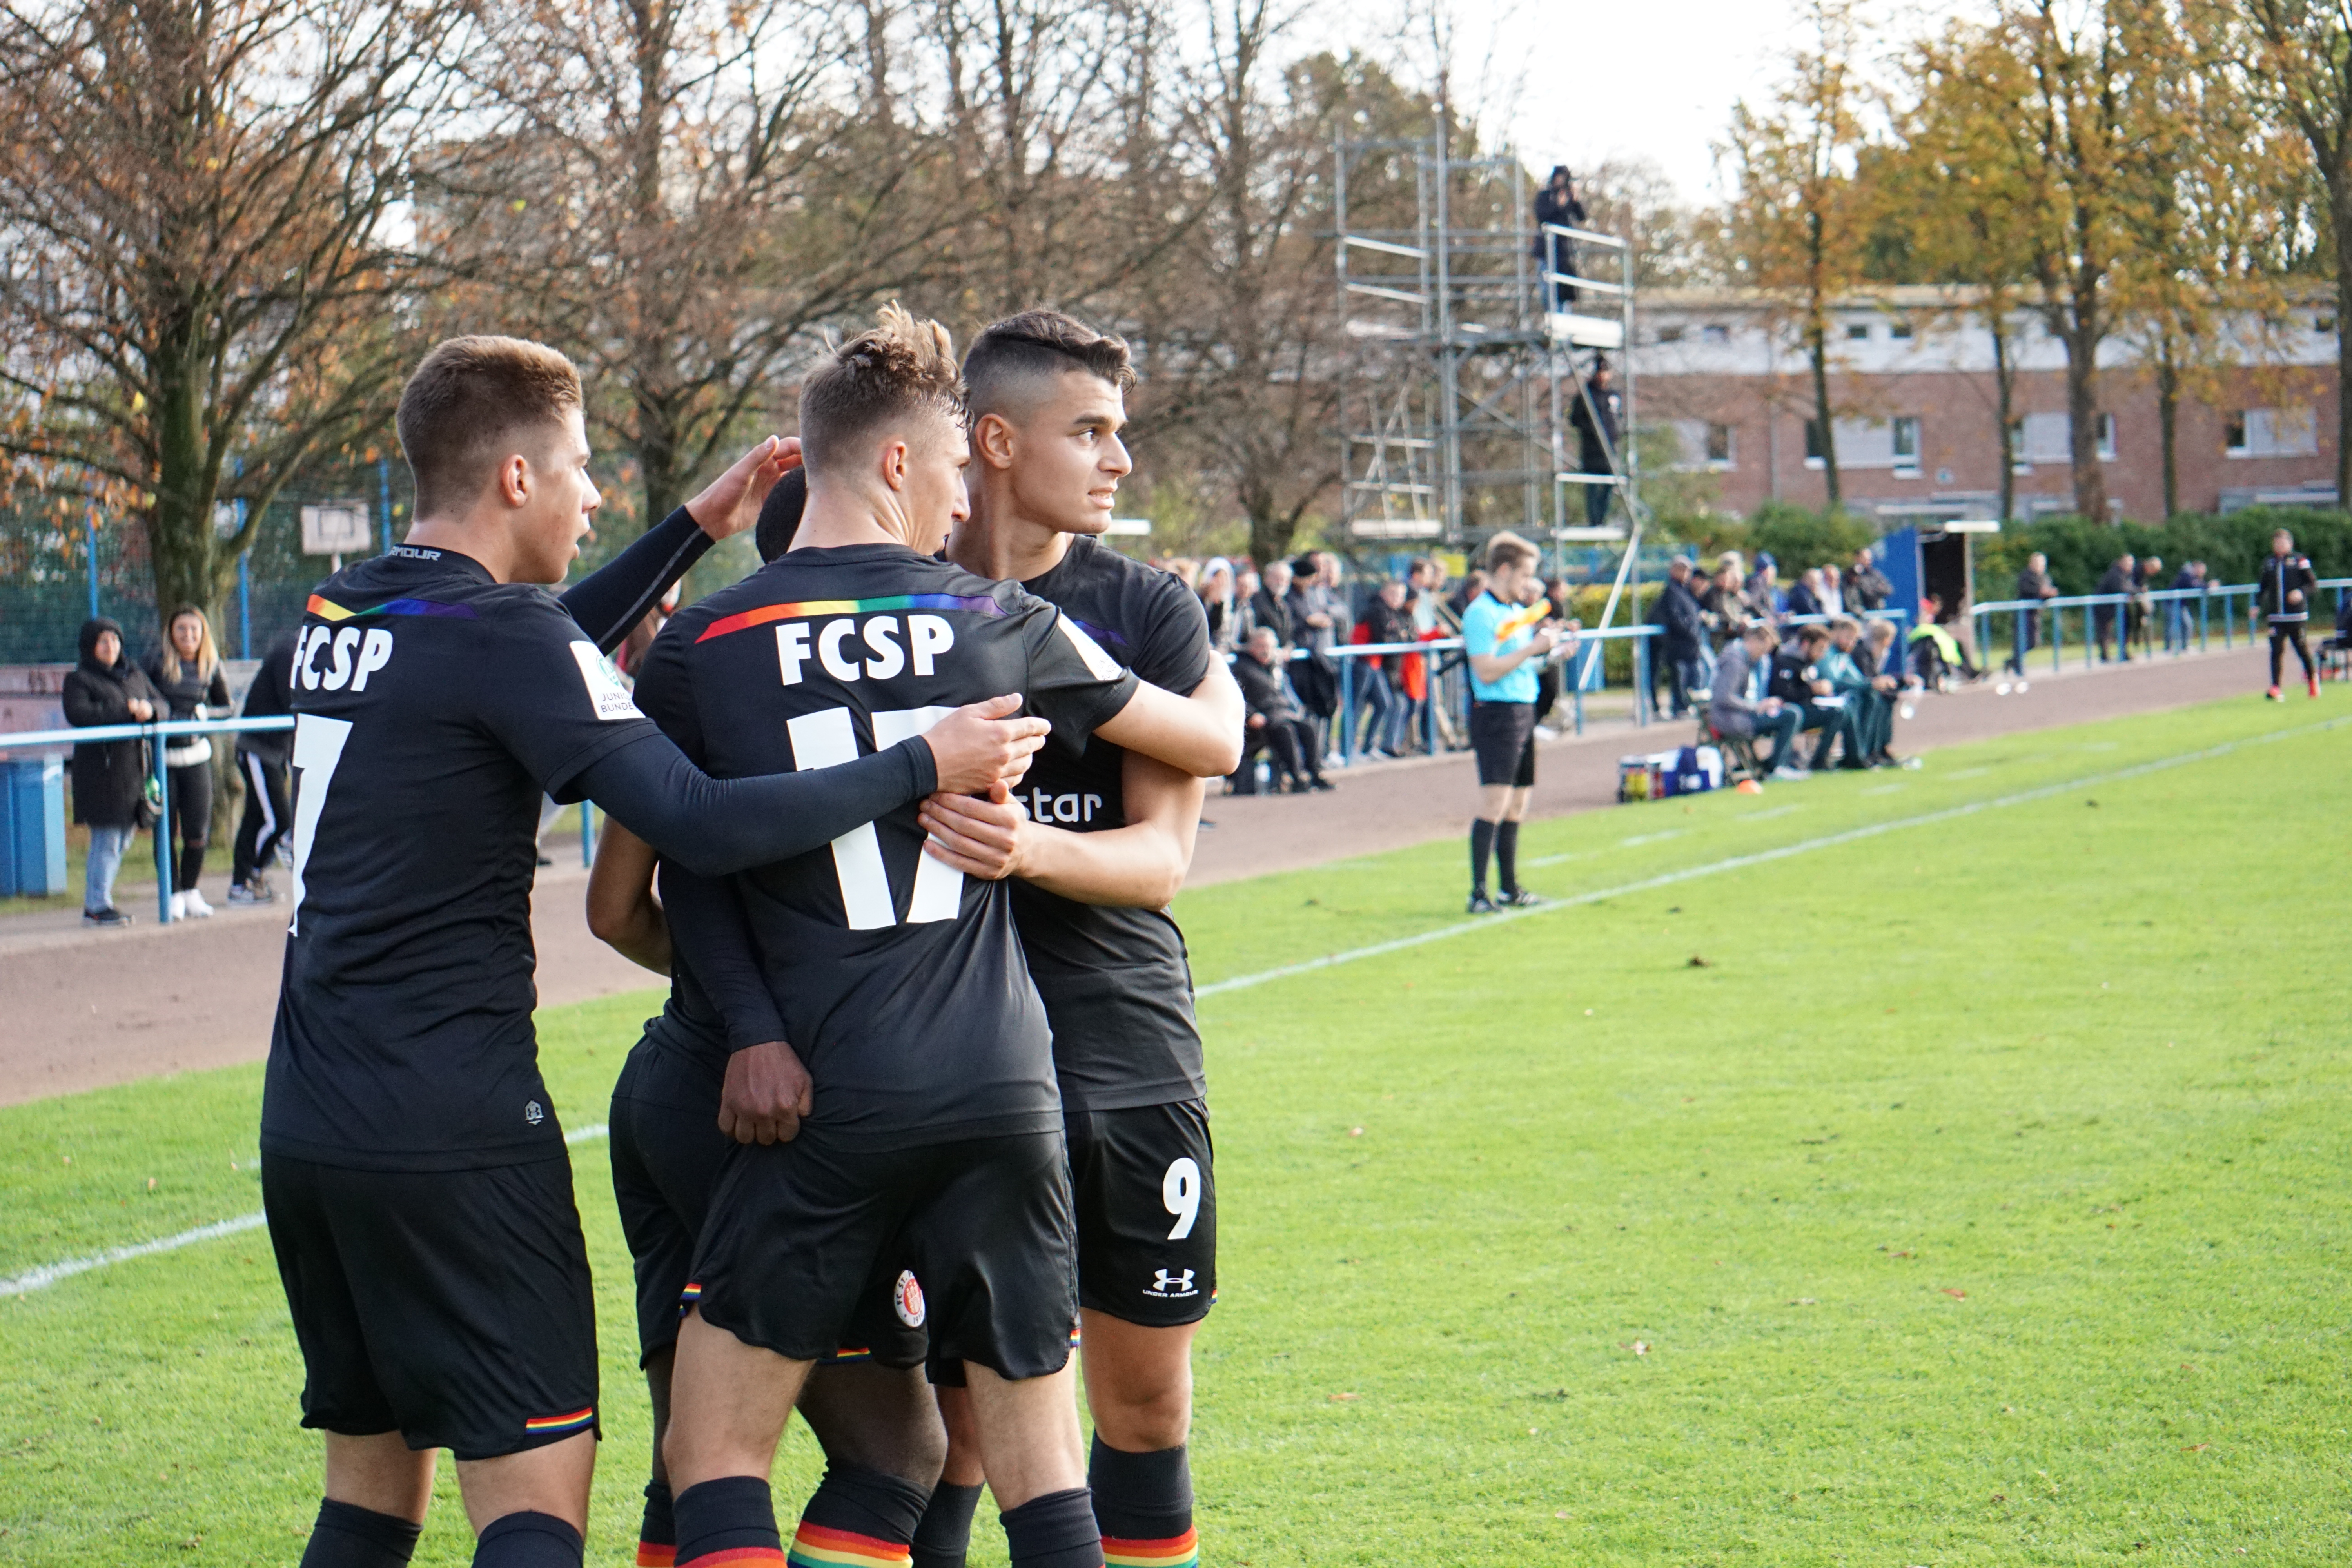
1744, 556, 1784, 622
1649, 556, 1708, 719
1784, 568, 1826, 620
1770, 623, 1860, 771
1824, 617, 1904, 768
2093, 553, 2136, 661
1231, 625, 1329, 793
1709, 621, 1806, 781
1848, 547, 1892, 612
63, 616, 163, 928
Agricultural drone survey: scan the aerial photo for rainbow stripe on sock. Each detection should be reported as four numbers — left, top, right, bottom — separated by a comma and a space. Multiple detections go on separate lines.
521, 1405, 595, 1436
696, 594, 1004, 642
1103, 1529, 1198, 1568
786, 1522, 911, 1566
637, 1543, 678, 1566
679, 1549, 787, 1566
306, 594, 478, 622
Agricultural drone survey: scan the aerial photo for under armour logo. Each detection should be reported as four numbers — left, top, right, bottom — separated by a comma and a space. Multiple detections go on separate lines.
1145, 1268, 1198, 1299
524, 1100, 545, 1125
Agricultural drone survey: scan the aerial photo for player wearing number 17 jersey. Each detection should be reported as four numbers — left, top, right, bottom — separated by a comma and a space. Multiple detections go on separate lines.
636, 305, 1239, 1568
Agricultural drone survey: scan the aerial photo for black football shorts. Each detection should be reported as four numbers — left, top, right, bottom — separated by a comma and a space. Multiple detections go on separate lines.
610, 1037, 928, 1370
262, 1152, 597, 1461
1470, 699, 1538, 788
689, 1124, 1076, 1383
1071, 1099, 1217, 1328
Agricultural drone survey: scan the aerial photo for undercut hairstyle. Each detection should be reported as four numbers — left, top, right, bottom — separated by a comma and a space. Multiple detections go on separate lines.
963, 309, 1136, 423
800, 303, 966, 472
1485, 531, 1539, 575
396, 336, 584, 520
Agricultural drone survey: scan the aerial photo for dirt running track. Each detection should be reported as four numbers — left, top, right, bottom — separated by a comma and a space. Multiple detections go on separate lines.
0, 644, 2296, 1105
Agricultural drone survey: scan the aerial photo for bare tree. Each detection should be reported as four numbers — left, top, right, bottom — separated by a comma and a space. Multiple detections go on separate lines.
0, 0, 461, 626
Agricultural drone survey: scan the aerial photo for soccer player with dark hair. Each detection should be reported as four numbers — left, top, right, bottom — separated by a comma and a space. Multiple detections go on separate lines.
2256, 527, 2321, 700
263, 334, 1051, 1568
894, 307, 1242, 1568
1461, 531, 1558, 913
636, 304, 1238, 1568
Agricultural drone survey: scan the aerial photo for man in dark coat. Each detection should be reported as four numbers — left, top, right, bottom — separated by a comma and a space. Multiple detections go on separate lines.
1568, 360, 1622, 529
2093, 554, 2136, 662
230, 629, 301, 904
1847, 546, 1893, 612
1532, 166, 1588, 309
2010, 551, 2059, 673
1249, 556, 1295, 647
1647, 557, 1708, 718
61, 616, 163, 926
1230, 625, 1328, 793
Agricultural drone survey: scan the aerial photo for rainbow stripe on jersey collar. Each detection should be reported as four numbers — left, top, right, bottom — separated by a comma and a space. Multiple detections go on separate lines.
307, 593, 478, 622
696, 593, 1002, 643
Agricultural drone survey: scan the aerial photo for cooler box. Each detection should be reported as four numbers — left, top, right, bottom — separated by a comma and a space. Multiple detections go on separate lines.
1619, 746, 1723, 802
0, 754, 67, 897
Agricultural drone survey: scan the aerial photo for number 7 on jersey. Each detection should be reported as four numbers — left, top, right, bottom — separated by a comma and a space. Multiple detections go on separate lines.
787, 705, 962, 930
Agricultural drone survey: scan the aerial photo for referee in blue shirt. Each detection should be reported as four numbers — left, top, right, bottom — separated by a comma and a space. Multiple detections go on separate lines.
1459, 532, 1559, 912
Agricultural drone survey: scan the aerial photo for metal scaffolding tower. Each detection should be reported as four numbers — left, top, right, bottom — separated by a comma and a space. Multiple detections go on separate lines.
1333, 127, 1641, 568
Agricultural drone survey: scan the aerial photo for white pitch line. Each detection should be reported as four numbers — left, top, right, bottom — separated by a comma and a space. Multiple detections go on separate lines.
2, 1123, 612, 1297
1194, 714, 2348, 1004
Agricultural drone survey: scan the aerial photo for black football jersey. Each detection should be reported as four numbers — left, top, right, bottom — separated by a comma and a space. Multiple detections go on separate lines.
633, 541, 1138, 1149
1008, 536, 1213, 1112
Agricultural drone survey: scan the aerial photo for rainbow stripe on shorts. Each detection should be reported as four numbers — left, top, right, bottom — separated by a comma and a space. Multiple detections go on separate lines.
522, 1405, 595, 1437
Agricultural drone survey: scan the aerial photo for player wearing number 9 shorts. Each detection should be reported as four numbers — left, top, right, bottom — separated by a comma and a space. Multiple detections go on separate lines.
909, 310, 1246, 1568
632, 305, 1240, 1568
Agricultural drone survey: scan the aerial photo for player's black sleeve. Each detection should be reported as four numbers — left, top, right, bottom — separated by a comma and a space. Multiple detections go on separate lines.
557, 506, 713, 653
1134, 575, 1215, 694
572, 731, 934, 877
658, 861, 784, 1051
1018, 599, 1139, 755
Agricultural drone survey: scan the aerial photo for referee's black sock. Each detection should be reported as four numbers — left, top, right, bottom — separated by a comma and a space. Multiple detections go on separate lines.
1495, 819, 1521, 895
1089, 1437, 1196, 1567
999, 1486, 1103, 1568
911, 1480, 984, 1568
299, 1499, 421, 1568
638, 1480, 676, 1566
674, 1475, 781, 1566
472, 1510, 583, 1568
792, 1461, 930, 1563
1469, 817, 1496, 895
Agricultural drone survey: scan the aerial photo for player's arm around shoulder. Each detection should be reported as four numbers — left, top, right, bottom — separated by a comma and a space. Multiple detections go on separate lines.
918, 746, 1201, 908
1087, 601, 1245, 778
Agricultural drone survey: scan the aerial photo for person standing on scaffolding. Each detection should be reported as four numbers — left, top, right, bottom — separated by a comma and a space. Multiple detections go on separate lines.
1532, 166, 1587, 310
1568, 358, 1623, 530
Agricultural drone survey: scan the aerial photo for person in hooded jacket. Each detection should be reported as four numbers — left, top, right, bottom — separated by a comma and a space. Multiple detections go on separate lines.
147, 605, 235, 918
63, 616, 164, 926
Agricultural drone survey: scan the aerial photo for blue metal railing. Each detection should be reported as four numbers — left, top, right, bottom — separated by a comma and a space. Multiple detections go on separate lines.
1969, 578, 2352, 674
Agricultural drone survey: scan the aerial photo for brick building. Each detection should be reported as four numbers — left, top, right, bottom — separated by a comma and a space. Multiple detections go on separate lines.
1630, 286, 2342, 522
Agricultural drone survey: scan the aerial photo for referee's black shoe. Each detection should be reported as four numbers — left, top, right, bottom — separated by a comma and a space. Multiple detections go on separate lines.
1467, 890, 1499, 914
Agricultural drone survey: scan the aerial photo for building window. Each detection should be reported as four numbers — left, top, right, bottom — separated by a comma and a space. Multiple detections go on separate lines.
1668, 420, 1736, 471
1804, 418, 1826, 463
1891, 417, 1921, 473
2228, 407, 2319, 457
1889, 319, 1915, 340
1701, 323, 1730, 343
1846, 322, 1872, 341
2317, 314, 2337, 335
1706, 423, 1735, 466
2096, 412, 2117, 461
1657, 324, 1686, 344
2018, 411, 2115, 465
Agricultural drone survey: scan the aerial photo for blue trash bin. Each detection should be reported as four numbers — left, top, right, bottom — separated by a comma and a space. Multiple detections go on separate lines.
0, 754, 69, 897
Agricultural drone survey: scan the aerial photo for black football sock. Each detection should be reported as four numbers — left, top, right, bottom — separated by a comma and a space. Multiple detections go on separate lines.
792, 1461, 930, 1563
299, 1499, 421, 1568
911, 1481, 984, 1568
675, 1476, 782, 1566
638, 1480, 677, 1566
1495, 820, 1521, 896
1469, 817, 1496, 895
998, 1487, 1103, 1568
472, 1510, 583, 1568
1089, 1437, 1196, 1567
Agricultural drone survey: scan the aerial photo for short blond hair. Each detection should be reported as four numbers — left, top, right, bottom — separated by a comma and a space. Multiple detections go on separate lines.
397, 336, 584, 518
1484, 531, 1539, 575
801, 302, 965, 470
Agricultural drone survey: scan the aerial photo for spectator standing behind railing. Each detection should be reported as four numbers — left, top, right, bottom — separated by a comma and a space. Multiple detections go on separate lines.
145, 606, 234, 919
1198, 557, 1242, 655
1287, 552, 1343, 760
1356, 577, 1416, 758
2093, 554, 2136, 662
1649, 557, 1708, 719
2010, 552, 2060, 674
1784, 568, 1825, 620
2167, 560, 2207, 652
1848, 547, 1892, 612
2129, 555, 2164, 659
1709, 622, 1806, 782
228, 629, 300, 906
1700, 561, 1746, 650
1820, 564, 1846, 617
1250, 557, 1294, 647
63, 616, 163, 928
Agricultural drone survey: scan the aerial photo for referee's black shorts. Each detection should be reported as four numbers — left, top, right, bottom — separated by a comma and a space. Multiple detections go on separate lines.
262, 1152, 597, 1460
689, 1123, 1076, 1385
610, 1038, 925, 1370
1470, 699, 1538, 788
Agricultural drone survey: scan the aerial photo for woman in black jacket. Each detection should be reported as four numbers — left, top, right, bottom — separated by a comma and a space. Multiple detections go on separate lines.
62, 616, 163, 926
147, 606, 235, 918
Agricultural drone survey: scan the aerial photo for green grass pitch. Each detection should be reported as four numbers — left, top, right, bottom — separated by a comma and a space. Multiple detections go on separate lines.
2, 695, 2347, 1564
